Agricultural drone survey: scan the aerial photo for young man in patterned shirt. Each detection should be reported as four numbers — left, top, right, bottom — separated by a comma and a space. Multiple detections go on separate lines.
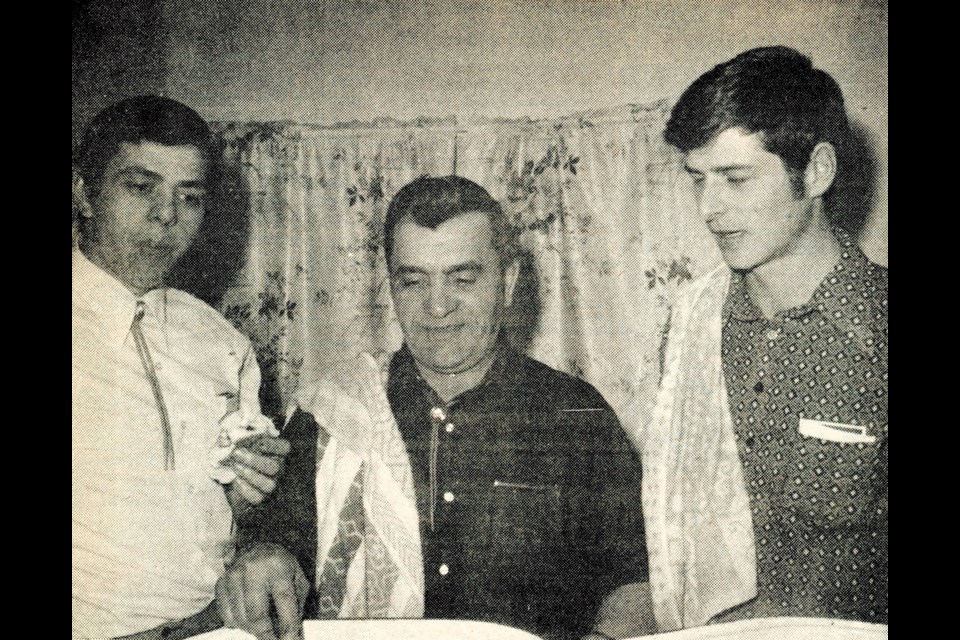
625, 47, 887, 634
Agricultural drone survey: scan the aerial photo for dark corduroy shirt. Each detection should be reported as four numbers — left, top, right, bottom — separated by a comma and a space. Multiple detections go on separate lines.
387, 344, 647, 639
239, 344, 648, 640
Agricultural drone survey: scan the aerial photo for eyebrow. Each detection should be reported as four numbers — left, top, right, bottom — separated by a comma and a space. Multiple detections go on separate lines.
114, 166, 206, 190
392, 261, 484, 277
684, 163, 754, 174
114, 166, 162, 181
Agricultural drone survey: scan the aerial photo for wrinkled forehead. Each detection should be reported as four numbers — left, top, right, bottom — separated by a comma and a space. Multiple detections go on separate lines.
391, 211, 499, 272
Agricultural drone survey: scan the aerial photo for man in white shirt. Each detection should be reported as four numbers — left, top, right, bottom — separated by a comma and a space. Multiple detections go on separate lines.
72, 96, 293, 640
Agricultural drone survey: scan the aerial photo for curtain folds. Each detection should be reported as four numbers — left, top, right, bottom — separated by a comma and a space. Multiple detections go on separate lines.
204, 102, 721, 430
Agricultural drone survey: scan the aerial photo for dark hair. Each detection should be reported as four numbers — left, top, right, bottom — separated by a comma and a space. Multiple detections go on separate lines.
74, 96, 214, 197
384, 175, 519, 268
664, 46, 851, 198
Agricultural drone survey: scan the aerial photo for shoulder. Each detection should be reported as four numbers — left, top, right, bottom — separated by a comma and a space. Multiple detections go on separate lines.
517, 355, 610, 409
165, 288, 252, 348
516, 355, 636, 457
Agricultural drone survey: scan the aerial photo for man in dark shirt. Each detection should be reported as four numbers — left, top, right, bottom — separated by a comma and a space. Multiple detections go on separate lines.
226, 176, 647, 640
633, 47, 887, 634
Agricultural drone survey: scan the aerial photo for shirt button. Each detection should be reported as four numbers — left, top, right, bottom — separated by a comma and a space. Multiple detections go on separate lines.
430, 407, 446, 421
766, 328, 781, 341
438, 563, 450, 576
753, 381, 764, 393
445, 423, 455, 433
443, 491, 455, 503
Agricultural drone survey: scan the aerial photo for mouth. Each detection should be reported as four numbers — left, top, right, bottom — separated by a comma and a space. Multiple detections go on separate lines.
418, 324, 465, 335
711, 230, 746, 241
137, 241, 176, 257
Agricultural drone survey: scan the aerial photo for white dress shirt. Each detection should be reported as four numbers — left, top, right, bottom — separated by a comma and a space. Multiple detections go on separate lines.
72, 248, 269, 639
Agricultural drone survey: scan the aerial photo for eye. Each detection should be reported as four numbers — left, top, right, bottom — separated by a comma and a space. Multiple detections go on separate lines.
727, 175, 749, 185
396, 274, 425, 288
453, 275, 477, 286
124, 180, 153, 194
178, 191, 206, 207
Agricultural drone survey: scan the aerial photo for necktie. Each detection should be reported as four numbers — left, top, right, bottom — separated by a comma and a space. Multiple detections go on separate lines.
130, 300, 176, 470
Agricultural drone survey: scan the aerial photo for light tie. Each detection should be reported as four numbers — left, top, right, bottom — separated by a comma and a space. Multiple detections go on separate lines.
131, 300, 175, 470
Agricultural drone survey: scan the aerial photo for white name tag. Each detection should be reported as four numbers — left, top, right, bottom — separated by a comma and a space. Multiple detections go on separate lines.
798, 418, 877, 444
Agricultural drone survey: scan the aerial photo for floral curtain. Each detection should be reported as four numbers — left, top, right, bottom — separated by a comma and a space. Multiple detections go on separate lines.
192, 102, 722, 431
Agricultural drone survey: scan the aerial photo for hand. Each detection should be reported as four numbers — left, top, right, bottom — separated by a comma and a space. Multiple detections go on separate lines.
216, 543, 308, 640
224, 434, 291, 516
590, 581, 657, 639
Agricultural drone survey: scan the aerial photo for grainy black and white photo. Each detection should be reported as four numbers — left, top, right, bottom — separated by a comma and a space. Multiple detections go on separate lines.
72, 2, 887, 639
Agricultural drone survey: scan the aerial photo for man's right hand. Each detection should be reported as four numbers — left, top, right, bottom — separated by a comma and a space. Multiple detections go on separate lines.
216, 543, 309, 640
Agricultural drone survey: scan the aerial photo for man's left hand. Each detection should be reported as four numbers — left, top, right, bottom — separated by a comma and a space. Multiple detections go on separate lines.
224, 435, 291, 516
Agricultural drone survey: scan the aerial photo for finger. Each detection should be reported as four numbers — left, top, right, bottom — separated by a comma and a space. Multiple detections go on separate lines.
228, 564, 248, 626
233, 475, 270, 507
243, 558, 272, 625
271, 569, 305, 640
232, 461, 278, 495
294, 566, 310, 611
230, 448, 282, 477
245, 616, 279, 640
240, 434, 291, 457
215, 577, 236, 629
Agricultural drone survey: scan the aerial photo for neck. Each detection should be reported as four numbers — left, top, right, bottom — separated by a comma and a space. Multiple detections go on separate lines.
82, 245, 153, 297
416, 349, 498, 403
743, 205, 841, 319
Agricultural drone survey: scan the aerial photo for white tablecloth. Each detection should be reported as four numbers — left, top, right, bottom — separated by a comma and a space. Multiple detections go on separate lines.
187, 617, 887, 640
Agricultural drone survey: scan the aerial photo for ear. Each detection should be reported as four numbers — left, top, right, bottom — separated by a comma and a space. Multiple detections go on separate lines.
503, 259, 520, 308
803, 142, 837, 199
72, 168, 94, 219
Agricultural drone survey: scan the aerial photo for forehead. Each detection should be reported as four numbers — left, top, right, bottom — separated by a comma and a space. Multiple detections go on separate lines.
104, 141, 207, 184
684, 127, 780, 171
391, 211, 497, 270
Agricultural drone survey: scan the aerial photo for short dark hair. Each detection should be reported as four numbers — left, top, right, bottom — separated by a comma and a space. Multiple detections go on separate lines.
384, 175, 519, 268
74, 96, 214, 197
664, 46, 851, 198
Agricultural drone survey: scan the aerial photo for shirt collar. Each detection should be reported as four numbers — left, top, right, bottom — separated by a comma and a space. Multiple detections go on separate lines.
723, 227, 877, 350
72, 248, 169, 346
388, 339, 522, 411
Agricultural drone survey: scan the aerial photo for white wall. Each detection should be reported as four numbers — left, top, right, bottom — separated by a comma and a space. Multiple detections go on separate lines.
75, 0, 887, 263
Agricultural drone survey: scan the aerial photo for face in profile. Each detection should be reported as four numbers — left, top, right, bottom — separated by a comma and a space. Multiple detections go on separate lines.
85, 141, 208, 295
390, 211, 519, 377
684, 127, 814, 274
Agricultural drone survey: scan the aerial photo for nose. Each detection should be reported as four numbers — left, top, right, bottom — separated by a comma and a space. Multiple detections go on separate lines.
149, 188, 178, 226
424, 282, 457, 318
698, 178, 725, 223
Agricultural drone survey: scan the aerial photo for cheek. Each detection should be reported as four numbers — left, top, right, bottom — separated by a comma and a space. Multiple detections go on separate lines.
391, 291, 420, 323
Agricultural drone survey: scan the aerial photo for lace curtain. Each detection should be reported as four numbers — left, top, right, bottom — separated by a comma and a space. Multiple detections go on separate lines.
178, 102, 722, 430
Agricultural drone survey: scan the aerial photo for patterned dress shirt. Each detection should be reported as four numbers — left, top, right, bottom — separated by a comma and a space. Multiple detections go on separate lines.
719, 229, 888, 622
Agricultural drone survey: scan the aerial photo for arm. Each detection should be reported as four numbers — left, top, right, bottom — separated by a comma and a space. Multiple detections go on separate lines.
220, 409, 322, 639
224, 345, 290, 517
586, 400, 653, 638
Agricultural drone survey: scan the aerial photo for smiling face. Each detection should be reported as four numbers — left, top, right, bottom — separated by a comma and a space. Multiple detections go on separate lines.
390, 211, 519, 377
684, 127, 816, 274
84, 141, 207, 295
